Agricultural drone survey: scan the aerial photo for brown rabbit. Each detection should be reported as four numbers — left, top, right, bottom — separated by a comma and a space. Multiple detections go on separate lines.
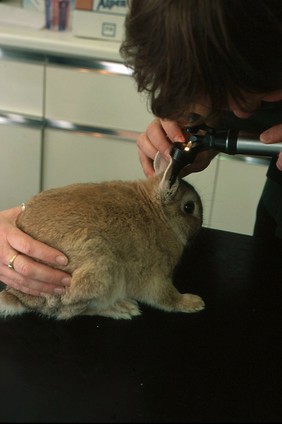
0, 154, 204, 320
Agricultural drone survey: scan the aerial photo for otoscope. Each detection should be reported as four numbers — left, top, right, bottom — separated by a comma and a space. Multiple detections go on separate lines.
169, 124, 282, 187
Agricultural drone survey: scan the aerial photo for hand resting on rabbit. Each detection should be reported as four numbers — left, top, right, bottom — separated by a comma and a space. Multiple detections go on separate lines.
0, 153, 205, 320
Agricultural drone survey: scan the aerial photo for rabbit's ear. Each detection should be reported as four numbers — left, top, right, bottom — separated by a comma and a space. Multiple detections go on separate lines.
153, 152, 179, 201
153, 151, 171, 176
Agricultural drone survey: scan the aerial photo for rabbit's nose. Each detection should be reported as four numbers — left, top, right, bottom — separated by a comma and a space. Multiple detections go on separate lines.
183, 200, 195, 214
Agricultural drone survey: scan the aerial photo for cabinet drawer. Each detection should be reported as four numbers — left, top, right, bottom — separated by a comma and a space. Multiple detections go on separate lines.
0, 59, 44, 117
45, 65, 153, 132
210, 156, 268, 235
42, 129, 145, 189
0, 124, 41, 209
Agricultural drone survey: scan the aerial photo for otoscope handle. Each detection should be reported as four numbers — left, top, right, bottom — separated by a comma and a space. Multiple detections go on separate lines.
215, 130, 282, 156
169, 128, 282, 187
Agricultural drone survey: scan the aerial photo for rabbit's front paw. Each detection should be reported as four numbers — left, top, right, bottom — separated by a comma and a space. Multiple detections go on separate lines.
178, 293, 205, 313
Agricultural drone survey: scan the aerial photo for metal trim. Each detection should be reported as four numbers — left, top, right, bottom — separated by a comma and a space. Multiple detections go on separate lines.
46, 118, 140, 141
0, 47, 46, 65
47, 56, 132, 75
0, 111, 272, 163
0, 111, 139, 141
0, 46, 132, 75
0, 111, 44, 129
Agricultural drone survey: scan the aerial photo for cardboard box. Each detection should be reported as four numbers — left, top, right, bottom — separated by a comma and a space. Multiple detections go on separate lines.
73, 0, 127, 41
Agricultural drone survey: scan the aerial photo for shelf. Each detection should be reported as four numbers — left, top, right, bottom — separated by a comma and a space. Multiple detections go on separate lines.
0, 25, 122, 61
0, 1, 122, 61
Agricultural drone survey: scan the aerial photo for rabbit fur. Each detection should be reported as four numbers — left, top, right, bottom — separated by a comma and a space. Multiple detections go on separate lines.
0, 153, 205, 320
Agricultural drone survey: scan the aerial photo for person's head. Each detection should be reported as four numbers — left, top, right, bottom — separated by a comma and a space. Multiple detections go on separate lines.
120, 0, 282, 124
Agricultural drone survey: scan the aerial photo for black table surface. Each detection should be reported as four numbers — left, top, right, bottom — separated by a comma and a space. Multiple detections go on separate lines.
0, 227, 282, 423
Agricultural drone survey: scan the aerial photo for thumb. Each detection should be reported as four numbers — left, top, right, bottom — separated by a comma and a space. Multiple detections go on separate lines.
260, 124, 282, 144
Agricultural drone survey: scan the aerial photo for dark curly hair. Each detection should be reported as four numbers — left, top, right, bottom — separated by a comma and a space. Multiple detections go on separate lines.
120, 0, 282, 122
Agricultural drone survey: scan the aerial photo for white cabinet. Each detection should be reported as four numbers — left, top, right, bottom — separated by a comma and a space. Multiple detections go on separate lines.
0, 58, 44, 117
0, 56, 44, 209
209, 155, 268, 235
45, 65, 153, 132
42, 129, 145, 189
42, 63, 154, 189
0, 124, 42, 209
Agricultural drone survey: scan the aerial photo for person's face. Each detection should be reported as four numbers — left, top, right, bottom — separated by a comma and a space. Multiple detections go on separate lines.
178, 89, 282, 128
229, 89, 282, 119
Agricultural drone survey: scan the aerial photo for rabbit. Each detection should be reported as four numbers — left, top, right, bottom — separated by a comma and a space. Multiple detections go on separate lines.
0, 153, 205, 320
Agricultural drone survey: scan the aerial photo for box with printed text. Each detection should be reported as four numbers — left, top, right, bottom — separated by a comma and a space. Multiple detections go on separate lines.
73, 0, 128, 42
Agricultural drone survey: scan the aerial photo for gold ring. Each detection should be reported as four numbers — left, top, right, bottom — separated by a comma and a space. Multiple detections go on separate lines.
8, 254, 19, 271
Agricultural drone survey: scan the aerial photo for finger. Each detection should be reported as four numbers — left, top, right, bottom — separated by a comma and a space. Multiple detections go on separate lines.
160, 119, 186, 143
136, 132, 158, 161
10, 254, 71, 287
2, 273, 65, 297
146, 119, 174, 159
277, 152, 282, 171
260, 124, 282, 144
1, 248, 71, 296
137, 147, 155, 177
7, 226, 68, 268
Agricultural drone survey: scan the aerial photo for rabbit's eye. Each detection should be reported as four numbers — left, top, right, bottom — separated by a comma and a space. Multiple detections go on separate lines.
184, 200, 195, 214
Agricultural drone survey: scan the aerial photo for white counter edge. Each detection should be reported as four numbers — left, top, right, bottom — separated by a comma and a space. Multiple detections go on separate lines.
0, 25, 123, 61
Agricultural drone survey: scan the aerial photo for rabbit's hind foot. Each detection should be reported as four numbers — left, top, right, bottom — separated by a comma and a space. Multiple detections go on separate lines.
0, 290, 27, 318
176, 293, 205, 313
84, 298, 142, 320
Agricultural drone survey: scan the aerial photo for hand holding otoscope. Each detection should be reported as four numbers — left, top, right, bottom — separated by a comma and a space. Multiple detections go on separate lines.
169, 124, 282, 187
